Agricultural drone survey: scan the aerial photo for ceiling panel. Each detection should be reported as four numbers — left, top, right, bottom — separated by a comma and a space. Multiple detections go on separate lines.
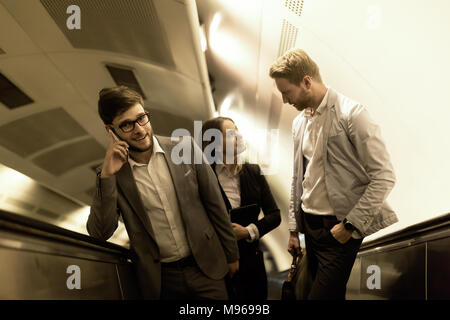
105, 64, 147, 99
31, 138, 105, 176
0, 72, 34, 109
284, 0, 305, 17
0, 108, 87, 157
47, 52, 210, 120
40, 0, 175, 67
277, 19, 299, 58
149, 108, 194, 137
0, 3, 44, 55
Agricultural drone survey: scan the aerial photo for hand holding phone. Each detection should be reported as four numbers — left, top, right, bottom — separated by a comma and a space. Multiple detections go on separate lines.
109, 129, 129, 160
109, 129, 121, 142
100, 130, 129, 178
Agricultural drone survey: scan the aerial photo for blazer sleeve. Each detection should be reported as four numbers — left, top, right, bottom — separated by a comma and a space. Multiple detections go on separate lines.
86, 170, 120, 241
250, 164, 282, 238
288, 115, 302, 232
344, 104, 396, 233
192, 138, 239, 263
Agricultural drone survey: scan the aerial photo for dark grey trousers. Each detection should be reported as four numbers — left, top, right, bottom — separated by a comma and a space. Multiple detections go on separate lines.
302, 210, 363, 300
160, 264, 228, 300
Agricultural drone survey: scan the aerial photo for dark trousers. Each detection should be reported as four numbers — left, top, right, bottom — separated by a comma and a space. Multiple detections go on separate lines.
302, 209, 363, 300
227, 249, 267, 300
160, 258, 228, 300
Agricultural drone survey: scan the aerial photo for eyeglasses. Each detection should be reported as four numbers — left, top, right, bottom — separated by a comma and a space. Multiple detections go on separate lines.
118, 112, 150, 133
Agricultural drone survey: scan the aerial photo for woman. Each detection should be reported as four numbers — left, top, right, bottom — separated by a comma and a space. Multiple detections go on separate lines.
201, 117, 281, 300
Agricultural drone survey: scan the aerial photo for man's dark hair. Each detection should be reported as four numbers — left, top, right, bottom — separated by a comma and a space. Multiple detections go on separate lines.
98, 86, 144, 124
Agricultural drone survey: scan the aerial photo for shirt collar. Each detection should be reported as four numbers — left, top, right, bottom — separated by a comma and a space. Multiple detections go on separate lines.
128, 135, 164, 168
303, 87, 329, 120
315, 88, 329, 115
215, 163, 242, 177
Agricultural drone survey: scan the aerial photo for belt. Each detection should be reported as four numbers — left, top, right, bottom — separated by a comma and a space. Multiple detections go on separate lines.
160, 255, 196, 268
304, 212, 340, 230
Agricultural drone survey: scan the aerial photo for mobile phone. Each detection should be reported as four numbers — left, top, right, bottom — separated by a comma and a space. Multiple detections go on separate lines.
109, 129, 128, 161
109, 129, 121, 142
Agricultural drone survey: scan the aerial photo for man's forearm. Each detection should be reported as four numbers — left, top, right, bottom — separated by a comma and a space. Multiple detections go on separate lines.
86, 175, 119, 240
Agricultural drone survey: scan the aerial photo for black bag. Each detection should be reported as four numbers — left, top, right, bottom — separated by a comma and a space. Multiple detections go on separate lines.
281, 252, 302, 300
281, 250, 313, 300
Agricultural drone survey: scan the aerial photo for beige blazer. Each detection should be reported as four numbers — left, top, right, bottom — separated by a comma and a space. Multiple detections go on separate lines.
289, 88, 398, 238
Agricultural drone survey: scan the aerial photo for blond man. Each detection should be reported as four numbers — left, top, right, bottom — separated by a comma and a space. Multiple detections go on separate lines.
270, 49, 397, 299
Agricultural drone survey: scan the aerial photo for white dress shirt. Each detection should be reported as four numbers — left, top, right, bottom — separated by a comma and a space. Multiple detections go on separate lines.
128, 135, 191, 262
301, 89, 335, 216
215, 164, 259, 242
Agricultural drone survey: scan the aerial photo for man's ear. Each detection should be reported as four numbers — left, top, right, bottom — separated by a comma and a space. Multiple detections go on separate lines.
303, 75, 313, 89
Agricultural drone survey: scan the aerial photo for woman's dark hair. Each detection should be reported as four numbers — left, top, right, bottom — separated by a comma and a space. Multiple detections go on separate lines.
201, 116, 235, 151
98, 86, 144, 124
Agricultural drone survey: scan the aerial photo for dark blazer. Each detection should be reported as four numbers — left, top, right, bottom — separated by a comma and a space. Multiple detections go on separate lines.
238, 164, 281, 241
87, 136, 239, 299
215, 163, 281, 299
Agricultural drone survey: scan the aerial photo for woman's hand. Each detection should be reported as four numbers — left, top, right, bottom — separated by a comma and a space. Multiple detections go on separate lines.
232, 223, 249, 240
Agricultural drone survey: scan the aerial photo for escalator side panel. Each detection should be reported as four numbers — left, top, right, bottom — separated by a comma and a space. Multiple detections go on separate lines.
427, 237, 450, 299
0, 247, 123, 299
355, 244, 425, 300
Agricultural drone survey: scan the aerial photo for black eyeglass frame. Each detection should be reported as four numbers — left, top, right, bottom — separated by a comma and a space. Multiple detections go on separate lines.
115, 112, 151, 133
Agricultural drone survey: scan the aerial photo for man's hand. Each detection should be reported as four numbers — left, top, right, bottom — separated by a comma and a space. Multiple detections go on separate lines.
232, 223, 249, 241
287, 231, 301, 257
228, 260, 239, 278
101, 130, 129, 178
330, 222, 352, 244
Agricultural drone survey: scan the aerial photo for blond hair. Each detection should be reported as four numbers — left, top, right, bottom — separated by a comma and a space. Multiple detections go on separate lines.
269, 49, 322, 85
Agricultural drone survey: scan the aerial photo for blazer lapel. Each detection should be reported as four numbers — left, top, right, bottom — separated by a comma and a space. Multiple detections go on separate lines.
296, 116, 308, 182
156, 137, 188, 214
297, 117, 307, 152
239, 165, 249, 206
116, 162, 157, 243
322, 88, 338, 160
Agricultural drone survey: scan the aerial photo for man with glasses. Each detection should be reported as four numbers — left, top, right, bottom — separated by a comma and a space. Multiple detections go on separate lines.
87, 86, 239, 299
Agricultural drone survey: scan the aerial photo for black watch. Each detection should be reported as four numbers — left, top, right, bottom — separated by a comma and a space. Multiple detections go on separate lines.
343, 218, 356, 231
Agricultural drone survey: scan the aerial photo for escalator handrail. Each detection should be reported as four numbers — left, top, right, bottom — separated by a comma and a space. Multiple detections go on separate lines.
360, 211, 450, 251
0, 209, 130, 256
